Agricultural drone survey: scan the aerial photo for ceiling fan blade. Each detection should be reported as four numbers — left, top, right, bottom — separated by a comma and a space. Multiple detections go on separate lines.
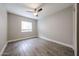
38, 8, 42, 12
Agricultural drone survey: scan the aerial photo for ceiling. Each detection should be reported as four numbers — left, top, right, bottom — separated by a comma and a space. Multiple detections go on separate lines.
22, 3, 43, 9
5, 3, 74, 20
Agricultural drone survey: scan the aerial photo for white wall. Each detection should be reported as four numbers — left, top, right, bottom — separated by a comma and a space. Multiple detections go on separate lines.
8, 13, 38, 41
0, 4, 7, 55
38, 6, 74, 48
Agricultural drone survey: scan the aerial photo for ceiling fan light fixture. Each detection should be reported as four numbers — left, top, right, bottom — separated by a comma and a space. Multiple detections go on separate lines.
33, 12, 38, 16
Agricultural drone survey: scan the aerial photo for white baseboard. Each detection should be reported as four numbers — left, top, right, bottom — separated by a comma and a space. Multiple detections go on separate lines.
39, 36, 74, 50
8, 36, 38, 43
0, 43, 7, 56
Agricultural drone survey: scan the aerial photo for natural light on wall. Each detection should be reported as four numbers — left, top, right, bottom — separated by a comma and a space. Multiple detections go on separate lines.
21, 21, 32, 32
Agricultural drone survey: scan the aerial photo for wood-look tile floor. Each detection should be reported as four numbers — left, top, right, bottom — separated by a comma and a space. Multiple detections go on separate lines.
2, 38, 74, 56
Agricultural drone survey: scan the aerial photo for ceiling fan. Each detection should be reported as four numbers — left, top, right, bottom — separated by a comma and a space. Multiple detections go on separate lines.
26, 8, 43, 17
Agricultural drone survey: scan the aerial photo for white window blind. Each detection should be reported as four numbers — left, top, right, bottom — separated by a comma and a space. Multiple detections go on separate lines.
21, 21, 32, 32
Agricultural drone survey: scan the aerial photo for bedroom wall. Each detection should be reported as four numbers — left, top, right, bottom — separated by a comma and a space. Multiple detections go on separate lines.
38, 6, 74, 48
8, 13, 38, 41
0, 4, 7, 55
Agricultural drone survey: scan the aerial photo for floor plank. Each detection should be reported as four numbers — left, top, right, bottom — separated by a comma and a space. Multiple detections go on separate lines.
2, 38, 74, 56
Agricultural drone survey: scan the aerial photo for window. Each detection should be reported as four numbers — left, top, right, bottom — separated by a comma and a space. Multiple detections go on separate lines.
21, 21, 32, 32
